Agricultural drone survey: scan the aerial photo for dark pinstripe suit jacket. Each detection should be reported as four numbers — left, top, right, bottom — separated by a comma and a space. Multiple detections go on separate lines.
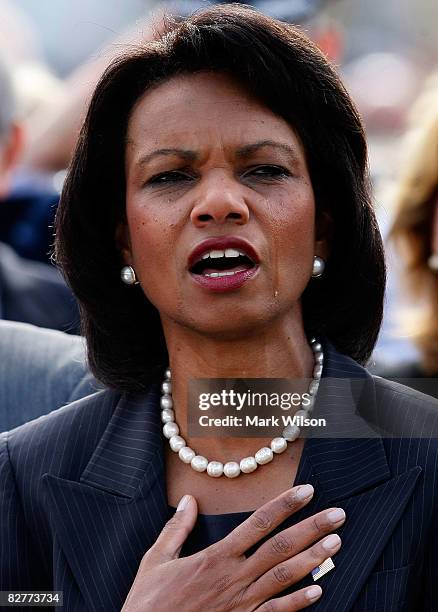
1, 343, 438, 611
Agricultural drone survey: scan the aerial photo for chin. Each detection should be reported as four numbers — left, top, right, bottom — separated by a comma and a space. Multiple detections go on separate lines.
183, 308, 279, 340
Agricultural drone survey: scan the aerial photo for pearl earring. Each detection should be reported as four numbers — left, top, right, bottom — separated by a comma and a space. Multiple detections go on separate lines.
428, 253, 438, 272
120, 265, 138, 285
312, 256, 325, 278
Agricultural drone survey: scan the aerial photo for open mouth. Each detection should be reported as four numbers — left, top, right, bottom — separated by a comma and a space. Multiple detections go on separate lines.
190, 248, 256, 278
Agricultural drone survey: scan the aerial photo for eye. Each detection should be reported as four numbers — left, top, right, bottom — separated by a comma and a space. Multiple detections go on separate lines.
244, 165, 291, 180
146, 170, 194, 185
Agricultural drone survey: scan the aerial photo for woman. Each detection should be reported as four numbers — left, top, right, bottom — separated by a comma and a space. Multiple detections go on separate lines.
1, 5, 437, 611
385, 73, 438, 382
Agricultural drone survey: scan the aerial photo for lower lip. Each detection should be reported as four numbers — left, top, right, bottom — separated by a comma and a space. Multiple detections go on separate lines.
190, 266, 259, 292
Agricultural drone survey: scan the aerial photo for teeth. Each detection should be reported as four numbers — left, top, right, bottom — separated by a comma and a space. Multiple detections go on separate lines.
205, 270, 244, 278
209, 250, 224, 258
200, 248, 245, 261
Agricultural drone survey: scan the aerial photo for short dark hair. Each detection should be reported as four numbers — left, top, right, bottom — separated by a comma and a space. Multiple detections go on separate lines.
55, 3, 386, 392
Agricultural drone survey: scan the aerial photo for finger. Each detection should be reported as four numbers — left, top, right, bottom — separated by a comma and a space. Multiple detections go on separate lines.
218, 484, 314, 557
255, 585, 322, 611
251, 533, 341, 602
246, 506, 346, 577
147, 494, 198, 563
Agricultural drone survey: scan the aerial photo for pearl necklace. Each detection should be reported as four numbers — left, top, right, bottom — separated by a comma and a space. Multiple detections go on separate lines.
160, 338, 323, 478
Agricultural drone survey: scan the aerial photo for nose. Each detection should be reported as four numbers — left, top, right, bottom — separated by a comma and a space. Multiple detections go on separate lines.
190, 172, 250, 228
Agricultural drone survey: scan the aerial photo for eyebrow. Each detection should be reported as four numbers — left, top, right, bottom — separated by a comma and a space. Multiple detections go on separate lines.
135, 140, 300, 167
136, 148, 197, 167
235, 140, 300, 162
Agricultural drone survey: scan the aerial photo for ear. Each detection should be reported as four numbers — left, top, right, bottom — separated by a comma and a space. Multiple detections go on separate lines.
314, 210, 333, 261
0, 122, 24, 198
115, 222, 134, 266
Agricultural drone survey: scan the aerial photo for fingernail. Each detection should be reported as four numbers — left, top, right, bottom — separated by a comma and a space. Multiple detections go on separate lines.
176, 495, 190, 512
305, 585, 322, 601
296, 484, 314, 500
322, 534, 341, 551
327, 508, 345, 523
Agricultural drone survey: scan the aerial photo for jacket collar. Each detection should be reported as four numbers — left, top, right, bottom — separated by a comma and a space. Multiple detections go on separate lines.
79, 387, 164, 498
297, 339, 391, 504
76, 339, 389, 503
43, 342, 422, 611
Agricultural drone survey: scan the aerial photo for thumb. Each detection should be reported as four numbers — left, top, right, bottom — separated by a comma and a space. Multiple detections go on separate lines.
150, 494, 198, 562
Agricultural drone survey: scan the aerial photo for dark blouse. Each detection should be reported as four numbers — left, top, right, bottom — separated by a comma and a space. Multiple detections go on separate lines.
168, 506, 252, 556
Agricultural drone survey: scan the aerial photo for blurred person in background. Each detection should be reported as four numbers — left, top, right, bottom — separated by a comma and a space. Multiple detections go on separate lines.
0, 57, 79, 332
0, 0, 65, 263
0, 320, 96, 432
374, 73, 438, 394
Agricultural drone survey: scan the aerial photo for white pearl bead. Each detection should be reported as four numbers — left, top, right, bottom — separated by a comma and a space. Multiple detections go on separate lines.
294, 409, 309, 421
179, 446, 195, 464
223, 461, 240, 478
283, 424, 300, 441
255, 447, 274, 465
314, 351, 324, 364
308, 379, 320, 395
160, 395, 173, 410
163, 421, 179, 439
161, 408, 175, 423
161, 380, 172, 395
191, 455, 208, 472
160, 345, 323, 479
313, 364, 323, 378
169, 435, 186, 452
207, 461, 224, 477
304, 395, 315, 412
270, 437, 288, 454
309, 337, 317, 344
240, 456, 258, 473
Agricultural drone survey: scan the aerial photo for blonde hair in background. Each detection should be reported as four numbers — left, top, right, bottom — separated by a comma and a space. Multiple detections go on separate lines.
390, 71, 438, 374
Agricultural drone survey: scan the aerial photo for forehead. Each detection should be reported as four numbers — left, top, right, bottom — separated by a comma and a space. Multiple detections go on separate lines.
125, 71, 302, 153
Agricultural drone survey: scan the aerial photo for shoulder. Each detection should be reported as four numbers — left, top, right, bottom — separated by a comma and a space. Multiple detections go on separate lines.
0, 319, 84, 360
372, 374, 438, 415
0, 389, 120, 546
369, 354, 438, 397
0, 321, 98, 431
370, 375, 438, 484
371, 359, 425, 379
0, 243, 79, 333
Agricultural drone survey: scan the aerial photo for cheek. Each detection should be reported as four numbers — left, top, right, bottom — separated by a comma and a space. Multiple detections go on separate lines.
266, 186, 315, 269
126, 206, 177, 285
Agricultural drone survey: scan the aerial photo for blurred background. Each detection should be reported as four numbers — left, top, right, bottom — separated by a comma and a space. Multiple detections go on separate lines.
1, 0, 438, 382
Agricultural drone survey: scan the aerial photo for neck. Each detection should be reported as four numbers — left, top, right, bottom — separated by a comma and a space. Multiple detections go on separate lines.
160, 313, 314, 458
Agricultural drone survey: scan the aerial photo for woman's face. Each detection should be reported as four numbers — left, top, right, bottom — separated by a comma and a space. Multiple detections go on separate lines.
122, 71, 326, 338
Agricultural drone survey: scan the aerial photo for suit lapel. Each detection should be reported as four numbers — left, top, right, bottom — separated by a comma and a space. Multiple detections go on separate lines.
291, 344, 423, 611
43, 384, 168, 611
43, 344, 423, 611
